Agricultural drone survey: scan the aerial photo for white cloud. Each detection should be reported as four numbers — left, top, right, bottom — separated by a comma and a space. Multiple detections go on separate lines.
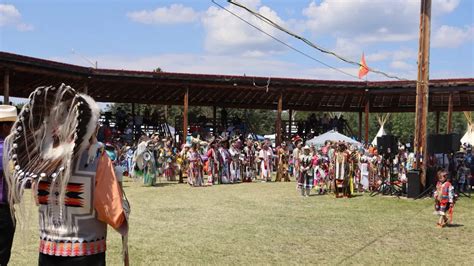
303, 0, 419, 42
432, 25, 474, 48
366, 49, 417, 62
302, 0, 460, 45
201, 1, 289, 55
390, 60, 414, 70
433, 0, 460, 14
127, 4, 199, 24
0, 4, 33, 31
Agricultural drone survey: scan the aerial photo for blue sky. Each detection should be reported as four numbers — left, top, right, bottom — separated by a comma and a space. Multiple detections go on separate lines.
1, 0, 473, 82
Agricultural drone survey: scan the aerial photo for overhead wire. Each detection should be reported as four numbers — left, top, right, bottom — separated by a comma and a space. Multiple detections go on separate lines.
227, 0, 412, 82
210, 0, 360, 80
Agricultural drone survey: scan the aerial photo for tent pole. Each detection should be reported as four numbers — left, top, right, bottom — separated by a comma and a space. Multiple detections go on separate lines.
358, 111, 362, 141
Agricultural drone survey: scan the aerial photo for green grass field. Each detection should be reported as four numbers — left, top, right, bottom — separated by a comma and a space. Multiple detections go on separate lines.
10, 179, 474, 265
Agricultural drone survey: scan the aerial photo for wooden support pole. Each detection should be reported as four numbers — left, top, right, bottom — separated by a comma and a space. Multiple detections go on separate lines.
288, 109, 293, 138
183, 88, 189, 144
164, 105, 168, 123
213, 105, 217, 136
83, 82, 88, 94
447, 93, 453, 134
131, 103, 136, 140
358, 111, 363, 141
435, 111, 440, 134
365, 101, 370, 145
276, 92, 283, 147
414, 0, 431, 189
3, 69, 10, 105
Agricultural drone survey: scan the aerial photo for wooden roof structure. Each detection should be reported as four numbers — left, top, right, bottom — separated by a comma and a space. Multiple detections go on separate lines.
1, 51, 473, 112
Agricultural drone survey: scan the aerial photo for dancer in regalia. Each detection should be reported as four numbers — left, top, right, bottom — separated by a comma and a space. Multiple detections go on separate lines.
219, 137, 232, 184
4, 85, 129, 265
163, 139, 176, 181
187, 142, 204, 187
292, 136, 303, 181
132, 138, 157, 186
275, 142, 290, 182
259, 142, 273, 182
434, 170, 455, 228
334, 143, 350, 198
242, 139, 256, 182
206, 137, 220, 185
229, 138, 242, 183
177, 144, 190, 183
298, 146, 313, 197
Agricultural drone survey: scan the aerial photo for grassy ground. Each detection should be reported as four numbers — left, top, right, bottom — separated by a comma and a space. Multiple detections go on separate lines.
10, 178, 474, 265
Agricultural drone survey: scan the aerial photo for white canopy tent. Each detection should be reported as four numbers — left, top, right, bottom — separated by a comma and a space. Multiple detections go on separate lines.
371, 114, 390, 146
461, 112, 474, 146
306, 130, 362, 147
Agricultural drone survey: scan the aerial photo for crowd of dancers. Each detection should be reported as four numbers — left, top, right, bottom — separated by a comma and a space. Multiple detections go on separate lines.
103, 133, 443, 199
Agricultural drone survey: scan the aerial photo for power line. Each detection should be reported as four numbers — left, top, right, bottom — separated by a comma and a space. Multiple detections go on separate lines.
211, 0, 360, 80
227, 0, 411, 82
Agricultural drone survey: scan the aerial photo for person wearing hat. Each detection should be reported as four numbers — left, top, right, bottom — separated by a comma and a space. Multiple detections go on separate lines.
0, 105, 17, 265
298, 145, 314, 197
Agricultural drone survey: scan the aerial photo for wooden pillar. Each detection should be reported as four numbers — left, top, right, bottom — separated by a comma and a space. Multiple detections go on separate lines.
288, 109, 293, 138
414, 0, 431, 189
358, 111, 363, 141
83, 82, 88, 94
131, 103, 136, 140
183, 88, 189, 144
164, 105, 168, 123
213, 105, 217, 136
276, 92, 283, 147
447, 93, 453, 134
365, 100, 370, 145
3, 69, 10, 105
435, 111, 440, 134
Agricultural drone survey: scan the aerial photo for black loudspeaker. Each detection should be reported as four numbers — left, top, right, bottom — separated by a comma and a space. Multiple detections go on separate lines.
428, 134, 461, 154
407, 170, 421, 198
377, 135, 398, 154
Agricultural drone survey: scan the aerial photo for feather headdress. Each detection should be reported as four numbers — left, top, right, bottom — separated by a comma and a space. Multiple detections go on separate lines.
4, 84, 100, 220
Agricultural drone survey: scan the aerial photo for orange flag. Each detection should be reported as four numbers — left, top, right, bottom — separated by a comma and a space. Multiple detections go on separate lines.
358, 52, 369, 79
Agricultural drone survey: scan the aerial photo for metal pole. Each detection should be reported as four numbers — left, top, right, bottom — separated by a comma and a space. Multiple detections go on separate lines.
3, 69, 9, 104
414, 0, 431, 189
183, 88, 189, 144
447, 93, 453, 134
276, 92, 283, 147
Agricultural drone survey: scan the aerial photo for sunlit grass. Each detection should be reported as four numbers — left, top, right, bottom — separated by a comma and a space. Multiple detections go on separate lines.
10, 178, 474, 265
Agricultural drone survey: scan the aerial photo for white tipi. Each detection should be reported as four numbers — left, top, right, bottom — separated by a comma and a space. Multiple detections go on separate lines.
371, 114, 390, 146
461, 112, 474, 146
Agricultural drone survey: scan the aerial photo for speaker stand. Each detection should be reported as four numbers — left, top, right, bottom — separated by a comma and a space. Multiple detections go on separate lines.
415, 184, 434, 200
